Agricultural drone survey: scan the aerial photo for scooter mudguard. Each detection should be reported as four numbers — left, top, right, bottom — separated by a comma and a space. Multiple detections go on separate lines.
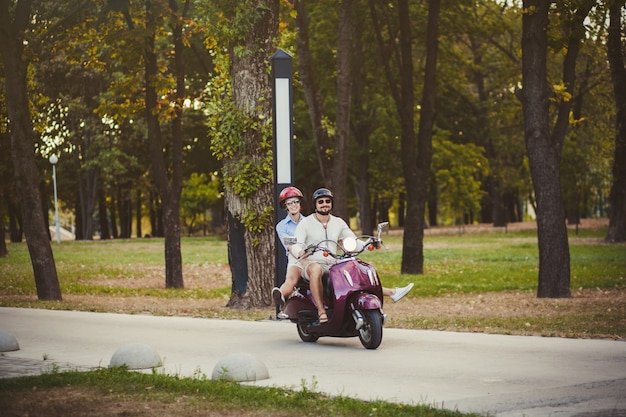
349, 293, 382, 311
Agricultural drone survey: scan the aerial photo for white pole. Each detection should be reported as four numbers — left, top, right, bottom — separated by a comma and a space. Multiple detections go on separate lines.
49, 155, 61, 244
271, 50, 294, 306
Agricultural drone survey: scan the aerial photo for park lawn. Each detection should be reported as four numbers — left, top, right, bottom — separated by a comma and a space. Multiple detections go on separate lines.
1, 223, 625, 338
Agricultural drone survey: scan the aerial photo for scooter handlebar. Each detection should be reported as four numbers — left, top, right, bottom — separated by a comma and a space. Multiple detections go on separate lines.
296, 236, 382, 260
294, 222, 388, 260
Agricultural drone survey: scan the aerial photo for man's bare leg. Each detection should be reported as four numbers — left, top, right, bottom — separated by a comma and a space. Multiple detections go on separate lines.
307, 263, 327, 323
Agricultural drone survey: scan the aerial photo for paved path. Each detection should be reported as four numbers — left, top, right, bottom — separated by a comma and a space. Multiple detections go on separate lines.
1, 307, 624, 416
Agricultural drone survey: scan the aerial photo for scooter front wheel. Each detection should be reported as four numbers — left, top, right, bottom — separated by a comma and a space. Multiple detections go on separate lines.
358, 309, 383, 349
297, 321, 320, 343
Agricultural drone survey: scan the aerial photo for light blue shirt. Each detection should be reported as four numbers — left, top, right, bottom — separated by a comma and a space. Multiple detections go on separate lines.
276, 213, 303, 255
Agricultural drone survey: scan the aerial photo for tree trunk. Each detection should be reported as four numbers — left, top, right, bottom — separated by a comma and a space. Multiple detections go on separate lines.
0, 0, 62, 300
0, 208, 7, 257
491, 178, 507, 227
225, 0, 279, 308
75, 192, 84, 240
7, 195, 23, 242
330, 0, 353, 222
369, 0, 439, 273
142, 0, 184, 289
149, 190, 162, 237
162, 193, 183, 288
398, 0, 439, 274
76, 159, 98, 240
98, 184, 111, 239
1, 132, 13, 253
136, 189, 142, 238
395, 0, 420, 273
226, 211, 248, 301
369, 0, 418, 271
410, 0, 439, 273
519, 0, 570, 298
606, 0, 626, 243
118, 186, 131, 238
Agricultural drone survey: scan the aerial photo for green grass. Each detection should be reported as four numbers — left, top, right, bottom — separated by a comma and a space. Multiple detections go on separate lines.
0, 367, 479, 417
2, 229, 624, 293
360, 229, 626, 296
1, 229, 624, 302
1, 236, 228, 297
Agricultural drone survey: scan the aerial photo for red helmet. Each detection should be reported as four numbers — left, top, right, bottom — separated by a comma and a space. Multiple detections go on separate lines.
279, 186, 303, 208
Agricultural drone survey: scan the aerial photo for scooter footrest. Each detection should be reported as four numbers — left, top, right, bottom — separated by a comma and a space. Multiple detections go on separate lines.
297, 310, 318, 322
298, 309, 333, 323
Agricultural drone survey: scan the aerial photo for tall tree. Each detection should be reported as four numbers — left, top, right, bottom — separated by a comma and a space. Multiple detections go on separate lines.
151, 0, 186, 288
517, 1, 594, 298
409, 0, 440, 273
208, 0, 280, 308
518, 0, 567, 298
113, 0, 188, 288
0, 0, 63, 300
293, 0, 353, 221
606, 0, 626, 242
370, 0, 440, 274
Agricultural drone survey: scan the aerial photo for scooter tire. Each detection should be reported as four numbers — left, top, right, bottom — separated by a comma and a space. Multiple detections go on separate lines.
297, 322, 320, 343
358, 309, 383, 349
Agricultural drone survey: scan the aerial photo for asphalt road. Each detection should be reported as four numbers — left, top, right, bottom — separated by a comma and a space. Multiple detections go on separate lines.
1, 307, 624, 417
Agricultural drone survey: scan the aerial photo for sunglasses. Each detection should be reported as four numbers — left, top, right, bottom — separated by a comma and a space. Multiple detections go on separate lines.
316, 198, 332, 204
285, 200, 300, 206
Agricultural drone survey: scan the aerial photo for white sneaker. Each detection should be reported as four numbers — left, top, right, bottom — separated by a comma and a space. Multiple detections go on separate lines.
391, 283, 414, 302
272, 287, 285, 308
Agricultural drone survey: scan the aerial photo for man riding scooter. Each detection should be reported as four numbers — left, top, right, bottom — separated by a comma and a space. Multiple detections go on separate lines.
274, 187, 413, 324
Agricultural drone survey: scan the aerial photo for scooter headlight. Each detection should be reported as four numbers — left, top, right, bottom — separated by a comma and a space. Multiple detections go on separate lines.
342, 237, 357, 252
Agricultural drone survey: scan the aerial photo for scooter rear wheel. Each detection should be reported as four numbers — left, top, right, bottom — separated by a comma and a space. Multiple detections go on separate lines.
297, 321, 319, 343
358, 310, 383, 349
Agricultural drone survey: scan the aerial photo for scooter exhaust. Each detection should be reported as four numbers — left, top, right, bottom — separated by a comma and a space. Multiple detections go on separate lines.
352, 310, 388, 330
352, 310, 365, 330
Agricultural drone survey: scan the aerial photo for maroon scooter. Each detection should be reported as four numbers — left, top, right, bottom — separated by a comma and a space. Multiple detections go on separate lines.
282, 222, 389, 349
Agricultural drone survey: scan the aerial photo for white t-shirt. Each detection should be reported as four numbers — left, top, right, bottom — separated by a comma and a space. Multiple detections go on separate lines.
294, 213, 357, 266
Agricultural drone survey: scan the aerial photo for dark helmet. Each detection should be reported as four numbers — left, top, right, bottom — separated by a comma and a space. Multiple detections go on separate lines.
312, 188, 333, 202
279, 186, 303, 208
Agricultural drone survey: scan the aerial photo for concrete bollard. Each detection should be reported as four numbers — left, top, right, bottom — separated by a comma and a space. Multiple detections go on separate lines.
211, 352, 269, 382
109, 343, 162, 370
0, 331, 20, 352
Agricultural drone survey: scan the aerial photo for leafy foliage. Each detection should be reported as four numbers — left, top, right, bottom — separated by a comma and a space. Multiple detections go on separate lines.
432, 133, 489, 224
204, 8, 275, 233
181, 172, 221, 235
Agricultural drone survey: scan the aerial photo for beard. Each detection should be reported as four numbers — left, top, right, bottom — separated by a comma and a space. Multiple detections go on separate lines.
315, 206, 332, 215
